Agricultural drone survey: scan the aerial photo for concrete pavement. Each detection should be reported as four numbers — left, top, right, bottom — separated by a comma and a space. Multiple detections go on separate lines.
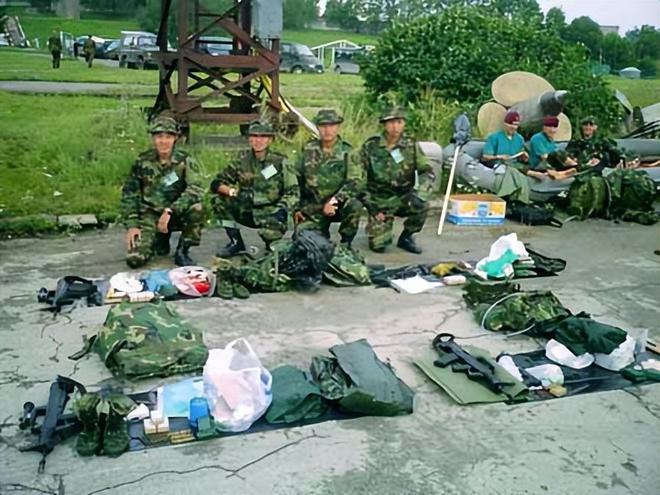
0, 219, 658, 495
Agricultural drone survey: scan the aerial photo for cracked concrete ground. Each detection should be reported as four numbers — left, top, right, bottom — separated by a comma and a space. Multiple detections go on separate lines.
0, 218, 659, 495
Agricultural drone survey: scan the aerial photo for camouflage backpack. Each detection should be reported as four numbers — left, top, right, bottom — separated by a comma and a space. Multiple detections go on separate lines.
566, 172, 610, 220
606, 169, 658, 225
70, 300, 208, 380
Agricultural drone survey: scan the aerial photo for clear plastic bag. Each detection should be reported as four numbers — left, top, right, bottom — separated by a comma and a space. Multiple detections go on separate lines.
203, 338, 272, 432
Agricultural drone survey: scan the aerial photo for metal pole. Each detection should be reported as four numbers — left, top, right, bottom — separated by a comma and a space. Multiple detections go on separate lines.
437, 144, 461, 235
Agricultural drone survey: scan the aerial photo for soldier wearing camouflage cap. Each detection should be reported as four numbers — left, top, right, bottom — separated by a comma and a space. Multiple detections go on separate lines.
211, 121, 299, 257
294, 109, 363, 246
120, 115, 205, 268
359, 106, 434, 254
566, 115, 621, 171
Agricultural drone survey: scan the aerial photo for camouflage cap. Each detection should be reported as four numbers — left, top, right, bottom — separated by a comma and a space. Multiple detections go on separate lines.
149, 116, 179, 134
581, 115, 598, 125
248, 121, 275, 136
314, 109, 344, 125
379, 106, 406, 122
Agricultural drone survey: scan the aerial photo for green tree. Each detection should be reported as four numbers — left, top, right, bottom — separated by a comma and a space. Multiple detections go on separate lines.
601, 33, 634, 71
563, 16, 603, 60
544, 6, 566, 36
283, 0, 318, 30
362, 5, 621, 132
324, 0, 361, 30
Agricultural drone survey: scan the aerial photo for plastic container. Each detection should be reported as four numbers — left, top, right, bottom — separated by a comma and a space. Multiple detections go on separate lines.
189, 397, 210, 429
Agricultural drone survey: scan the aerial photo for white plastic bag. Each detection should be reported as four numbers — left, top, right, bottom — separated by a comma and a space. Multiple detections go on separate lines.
203, 338, 272, 432
594, 334, 635, 371
545, 339, 594, 369
475, 233, 528, 279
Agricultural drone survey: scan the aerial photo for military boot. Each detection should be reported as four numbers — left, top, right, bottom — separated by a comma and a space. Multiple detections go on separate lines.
100, 393, 135, 457
397, 232, 422, 254
216, 262, 234, 300
340, 235, 355, 250
153, 232, 171, 256
216, 228, 245, 258
73, 392, 101, 456
174, 238, 195, 266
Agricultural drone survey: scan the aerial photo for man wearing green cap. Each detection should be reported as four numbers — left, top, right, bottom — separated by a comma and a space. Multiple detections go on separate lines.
359, 106, 434, 254
566, 116, 621, 171
211, 121, 298, 256
120, 115, 205, 268
294, 109, 363, 246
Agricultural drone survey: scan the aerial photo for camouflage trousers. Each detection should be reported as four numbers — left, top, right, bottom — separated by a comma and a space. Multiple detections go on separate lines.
126, 203, 205, 268
296, 198, 362, 243
213, 196, 287, 243
366, 193, 429, 251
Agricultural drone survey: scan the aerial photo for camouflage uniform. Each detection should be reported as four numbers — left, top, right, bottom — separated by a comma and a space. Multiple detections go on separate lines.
211, 147, 298, 244
47, 31, 62, 69
566, 116, 621, 171
120, 117, 205, 268
83, 37, 95, 68
296, 109, 363, 243
360, 107, 435, 252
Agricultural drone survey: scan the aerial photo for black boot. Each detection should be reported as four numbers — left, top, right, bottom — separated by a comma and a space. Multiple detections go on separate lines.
216, 228, 245, 258
340, 235, 355, 249
397, 232, 422, 254
174, 238, 195, 266
153, 232, 171, 256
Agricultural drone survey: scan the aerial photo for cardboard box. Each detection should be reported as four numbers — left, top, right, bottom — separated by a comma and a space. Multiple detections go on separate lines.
447, 193, 506, 225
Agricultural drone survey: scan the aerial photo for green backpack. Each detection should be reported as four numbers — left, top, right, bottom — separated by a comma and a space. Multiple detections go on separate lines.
566, 173, 610, 220
323, 245, 372, 287
606, 169, 659, 225
70, 300, 208, 380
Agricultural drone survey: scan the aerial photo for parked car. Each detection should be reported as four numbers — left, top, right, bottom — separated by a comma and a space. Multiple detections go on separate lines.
73, 35, 115, 58
197, 36, 233, 56
333, 47, 366, 75
104, 39, 120, 60
118, 31, 171, 70
0, 34, 9, 47
280, 42, 323, 74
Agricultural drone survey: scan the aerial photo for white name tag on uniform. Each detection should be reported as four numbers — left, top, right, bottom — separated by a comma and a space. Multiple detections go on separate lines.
390, 148, 404, 164
261, 164, 278, 180
162, 170, 179, 186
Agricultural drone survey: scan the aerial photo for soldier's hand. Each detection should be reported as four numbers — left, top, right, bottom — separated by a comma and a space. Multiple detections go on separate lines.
588, 157, 601, 167
375, 212, 387, 222
293, 211, 306, 224
218, 185, 238, 197
520, 150, 529, 162
157, 209, 171, 234
126, 228, 141, 250
323, 197, 338, 217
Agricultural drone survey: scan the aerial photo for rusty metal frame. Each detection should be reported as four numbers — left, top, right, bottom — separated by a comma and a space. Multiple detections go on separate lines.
151, 0, 281, 125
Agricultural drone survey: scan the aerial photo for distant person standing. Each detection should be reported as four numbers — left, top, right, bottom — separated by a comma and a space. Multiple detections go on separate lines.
83, 35, 95, 68
47, 29, 62, 69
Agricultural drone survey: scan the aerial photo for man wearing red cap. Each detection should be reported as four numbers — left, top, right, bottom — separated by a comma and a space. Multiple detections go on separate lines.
482, 111, 528, 168
528, 116, 578, 180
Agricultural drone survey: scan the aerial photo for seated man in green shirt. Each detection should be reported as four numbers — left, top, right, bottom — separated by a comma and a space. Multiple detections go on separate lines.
528, 116, 578, 180
482, 111, 528, 168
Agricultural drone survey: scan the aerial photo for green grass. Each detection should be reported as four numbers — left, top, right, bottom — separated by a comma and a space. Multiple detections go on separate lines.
0, 48, 159, 85
16, 13, 376, 50
19, 15, 140, 47
605, 76, 660, 108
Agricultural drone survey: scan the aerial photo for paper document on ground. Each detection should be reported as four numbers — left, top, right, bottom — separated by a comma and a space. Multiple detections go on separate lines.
389, 275, 443, 294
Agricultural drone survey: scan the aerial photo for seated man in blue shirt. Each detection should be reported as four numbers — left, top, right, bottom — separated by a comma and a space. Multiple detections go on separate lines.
528, 116, 578, 180
482, 111, 528, 168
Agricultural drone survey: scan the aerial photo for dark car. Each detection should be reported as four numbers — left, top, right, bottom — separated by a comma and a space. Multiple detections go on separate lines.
73, 35, 115, 59
104, 39, 120, 60
280, 42, 323, 74
197, 36, 233, 56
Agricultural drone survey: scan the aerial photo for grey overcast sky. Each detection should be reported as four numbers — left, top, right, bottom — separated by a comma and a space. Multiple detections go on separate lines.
317, 0, 660, 35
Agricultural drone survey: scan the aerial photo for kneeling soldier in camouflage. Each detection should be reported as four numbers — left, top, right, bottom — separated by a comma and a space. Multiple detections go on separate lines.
211, 121, 298, 256
121, 116, 205, 268
360, 106, 435, 254
295, 109, 363, 246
